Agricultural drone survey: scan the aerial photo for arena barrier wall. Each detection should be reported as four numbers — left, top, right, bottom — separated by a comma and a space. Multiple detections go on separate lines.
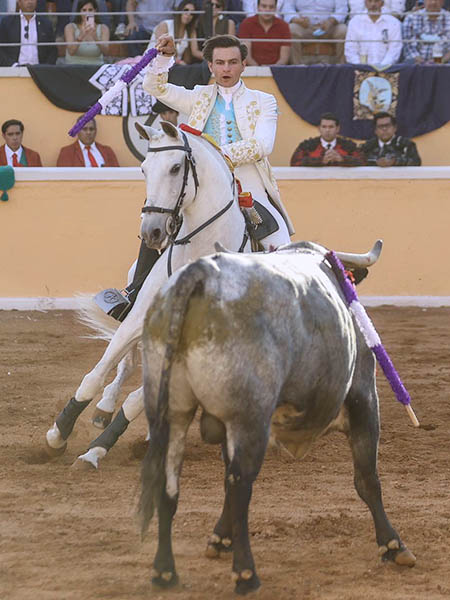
1, 67, 450, 167
1, 167, 449, 308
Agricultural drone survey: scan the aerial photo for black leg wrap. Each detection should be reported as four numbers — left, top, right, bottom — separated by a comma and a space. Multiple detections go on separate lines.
88, 407, 130, 451
55, 397, 91, 440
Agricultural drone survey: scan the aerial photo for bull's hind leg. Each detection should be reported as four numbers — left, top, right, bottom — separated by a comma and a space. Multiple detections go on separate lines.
206, 444, 233, 557
345, 377, 416, 567
225, 422, 269, 595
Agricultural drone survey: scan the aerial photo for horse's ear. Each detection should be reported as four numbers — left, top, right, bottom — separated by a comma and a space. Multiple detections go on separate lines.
160, 121, 180, 139
135, 123, 159, 140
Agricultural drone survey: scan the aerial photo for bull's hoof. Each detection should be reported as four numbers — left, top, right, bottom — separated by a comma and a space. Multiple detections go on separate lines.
151, 569, 179, 589
92, 408, 113, 430
206, 534, 233, 558
232, 570, 261, 595
44, 439, 67, 457
379, 540, 416, 567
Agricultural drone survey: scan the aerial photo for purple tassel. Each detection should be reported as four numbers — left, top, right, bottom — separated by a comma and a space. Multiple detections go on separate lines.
69, 48, 158, 137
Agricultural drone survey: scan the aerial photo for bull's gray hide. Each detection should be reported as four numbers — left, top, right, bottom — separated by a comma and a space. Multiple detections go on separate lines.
139, 242, 416, 595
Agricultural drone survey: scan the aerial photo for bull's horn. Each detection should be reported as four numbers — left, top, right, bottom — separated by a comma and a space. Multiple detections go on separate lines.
335, 239, 383, 268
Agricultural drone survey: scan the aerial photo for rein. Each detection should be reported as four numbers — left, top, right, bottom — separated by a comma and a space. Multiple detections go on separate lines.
141, 130, 246, 277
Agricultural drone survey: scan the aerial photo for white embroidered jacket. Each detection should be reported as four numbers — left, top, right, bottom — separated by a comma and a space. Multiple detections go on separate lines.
143, 67, 294, 235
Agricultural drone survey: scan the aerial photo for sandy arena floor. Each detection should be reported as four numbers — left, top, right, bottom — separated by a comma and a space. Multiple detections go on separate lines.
1, 307, 449, 600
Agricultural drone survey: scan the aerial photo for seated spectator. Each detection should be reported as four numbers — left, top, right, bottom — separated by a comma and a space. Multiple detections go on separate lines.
359, 111, 421, 165
345, 0, 402, 65
405, 0, 450, 11
151, 0, 199, 64
64, 0, 110, 64
57, 118, 120, 167
192, 0, 236, 59
402, 0, 450, 63
349, 0, 406, 19
152, 100, 179, 124
0, 0, 57, 66
283, 0, 348, 64
239, 0, 291, 65
125, 0, 175, 57
290, 112, 362, 166
0, 119, 42, 167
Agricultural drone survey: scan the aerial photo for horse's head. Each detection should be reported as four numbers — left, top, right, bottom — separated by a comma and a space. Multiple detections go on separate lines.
136, 121, 200, 251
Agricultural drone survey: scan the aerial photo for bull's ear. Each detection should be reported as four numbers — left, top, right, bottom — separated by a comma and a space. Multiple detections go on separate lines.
160, 121, 179, 139
135, 123, 159, 140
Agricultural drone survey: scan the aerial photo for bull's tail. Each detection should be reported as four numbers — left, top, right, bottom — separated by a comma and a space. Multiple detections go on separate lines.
138, 258, 216, 538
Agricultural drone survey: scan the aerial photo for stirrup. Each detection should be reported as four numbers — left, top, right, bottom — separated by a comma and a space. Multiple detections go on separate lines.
94, 288, 132, 322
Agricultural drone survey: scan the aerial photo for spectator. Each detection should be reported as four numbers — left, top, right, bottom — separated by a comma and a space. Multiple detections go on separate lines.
345, 0, 402, 65
0, 119, 43, 167
283, 0, 348, 64
64, 0, 110, 64
152, 100, 179, 124
57, 118, 120, 166
290, 112, 362, 166
404, 0, 450, 11
124, 0, 174, 56
151, 0, 199, 64
348, 0, 406, 19
359, 111, 421, 166
402, 0, 450, 63
239, 0, 291, 64
192, 0, 236, 60
0, 0, 57, 66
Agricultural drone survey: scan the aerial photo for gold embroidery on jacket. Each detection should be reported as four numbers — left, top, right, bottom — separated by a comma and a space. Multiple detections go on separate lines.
246, 101, 260, 133
223, 138, 261, 166
155, 72, 169, 96
188, 92, 212, 128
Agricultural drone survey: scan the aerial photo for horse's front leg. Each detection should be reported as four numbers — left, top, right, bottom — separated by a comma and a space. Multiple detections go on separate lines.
91, 347, 138, 429
75, 386, 145, 468
45, 317, 142, 454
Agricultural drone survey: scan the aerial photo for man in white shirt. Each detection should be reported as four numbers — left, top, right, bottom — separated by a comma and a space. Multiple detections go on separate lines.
283, 0, 348, 63
0, 0, 56, 66
345, 0, 402, 65
348, 0, 406, 19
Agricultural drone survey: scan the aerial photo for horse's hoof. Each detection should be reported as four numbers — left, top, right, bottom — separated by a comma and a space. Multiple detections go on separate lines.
151, 569, 179, 589
233, 571, 261, 595
44, 439, 67, 457
71, 457, 97, 471
92, 408, 113, 429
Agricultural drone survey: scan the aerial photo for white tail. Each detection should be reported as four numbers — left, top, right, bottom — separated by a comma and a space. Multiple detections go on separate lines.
75, 294, 120, 341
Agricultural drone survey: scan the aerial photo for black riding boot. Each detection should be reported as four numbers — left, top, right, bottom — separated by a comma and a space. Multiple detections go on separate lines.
94, 241, 160, 322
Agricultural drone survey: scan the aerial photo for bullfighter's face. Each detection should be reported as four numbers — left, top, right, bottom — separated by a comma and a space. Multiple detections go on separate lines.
208, 46, 246, 88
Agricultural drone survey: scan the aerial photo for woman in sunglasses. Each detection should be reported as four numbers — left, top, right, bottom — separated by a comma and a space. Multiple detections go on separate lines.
64, 0, 110, 64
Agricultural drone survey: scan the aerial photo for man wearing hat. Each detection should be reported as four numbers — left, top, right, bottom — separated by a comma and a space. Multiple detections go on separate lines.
0, 119, 42, 167
151, 100, 179, 126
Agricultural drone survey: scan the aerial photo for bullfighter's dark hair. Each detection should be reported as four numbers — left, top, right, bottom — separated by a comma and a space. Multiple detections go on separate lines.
2, 119, 24, 134
373, 112, 397, 127
203, 34, 248, 63
320, 112, 340, 126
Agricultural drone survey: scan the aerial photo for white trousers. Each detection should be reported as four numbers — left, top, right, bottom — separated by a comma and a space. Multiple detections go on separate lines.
235, 163, 291, 249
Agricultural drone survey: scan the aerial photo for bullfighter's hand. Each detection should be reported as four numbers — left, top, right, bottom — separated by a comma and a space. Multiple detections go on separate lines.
156, 34, 176, 56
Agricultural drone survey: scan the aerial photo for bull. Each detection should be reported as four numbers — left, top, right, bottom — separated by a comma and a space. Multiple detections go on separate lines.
139, 241, 416, 595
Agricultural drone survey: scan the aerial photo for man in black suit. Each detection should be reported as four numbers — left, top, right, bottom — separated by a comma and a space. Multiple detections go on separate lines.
0, 0, 57, 66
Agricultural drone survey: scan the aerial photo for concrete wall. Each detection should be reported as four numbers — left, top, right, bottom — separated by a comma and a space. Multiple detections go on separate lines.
1, 167, 449, 305
1, 67, 450, 167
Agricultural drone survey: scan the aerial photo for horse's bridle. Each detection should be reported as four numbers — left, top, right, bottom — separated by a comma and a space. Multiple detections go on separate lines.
141, 130, 241, 276
141, 130, 200, 238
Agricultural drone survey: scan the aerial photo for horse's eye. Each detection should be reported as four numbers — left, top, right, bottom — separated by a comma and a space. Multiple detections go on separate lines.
170, 163, 181, 175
